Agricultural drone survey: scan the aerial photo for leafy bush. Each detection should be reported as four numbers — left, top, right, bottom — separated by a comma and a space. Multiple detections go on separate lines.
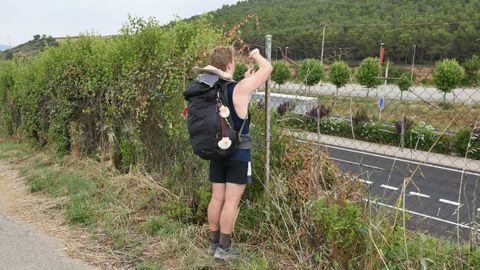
454, 128, 480, 160
433, 59, 465, 103
277, 101, 295, 115
306, 104, 331, 119
385, 62, 402, 84
0, 16, 221, 171
407, 122, 436, 151
462, 55, 480, 86
298, 58, 323, 86
358, 121, 397, 144
394, 116, 414, 134
271, 60, 291, 86
234, 62, 248, 81
309, 198, 367, 265
320, 118, 351, 137
352, 107, 370, 125
397, 73, 412, 100
356, 57, 382, 97
329, 61, 351, 95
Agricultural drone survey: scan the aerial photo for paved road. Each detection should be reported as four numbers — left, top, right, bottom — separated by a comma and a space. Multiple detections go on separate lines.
0, 200, 97, 270
323, 143, 480, 240
275, 82, 480, 104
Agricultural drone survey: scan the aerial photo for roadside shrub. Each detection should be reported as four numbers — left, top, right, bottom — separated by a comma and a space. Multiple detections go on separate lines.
397, 73, 412, 100
394, 116, 414, 134
320, 118, 351, 137
306, 104, 331, 119
234, 62, 248, 81
277, 101, 295, 115
454, 128, 480, 160
329, 61, 351, 95
271, 60, 291, 86
309, 198, 367, 266
358, 121, 398, 144
433, 59, 464, 103
407, 122, 436, 151
356, 57, 382, 97
385, 62, 402, 84
0, 16, 222, 170
0, 60, 18, 135
462, 55, 480, 86
298, 58, 323, 86
352, 107, 370, 125
432, 133, 454, 155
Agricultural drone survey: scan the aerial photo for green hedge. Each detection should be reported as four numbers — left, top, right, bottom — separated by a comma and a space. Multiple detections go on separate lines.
0, 16, 222, 171
285, 113, 477, 159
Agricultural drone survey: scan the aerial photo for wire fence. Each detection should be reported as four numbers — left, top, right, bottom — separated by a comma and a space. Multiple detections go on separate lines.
256, 34, 480, 242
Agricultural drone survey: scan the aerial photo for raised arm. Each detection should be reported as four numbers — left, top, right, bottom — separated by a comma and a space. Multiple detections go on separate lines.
235, 49, 273, 95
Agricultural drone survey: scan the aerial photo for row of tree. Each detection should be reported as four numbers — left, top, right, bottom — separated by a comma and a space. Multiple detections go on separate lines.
234, 56, 477, 104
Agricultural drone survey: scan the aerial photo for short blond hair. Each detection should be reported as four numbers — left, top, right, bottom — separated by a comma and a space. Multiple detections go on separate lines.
208, 46, 235, 71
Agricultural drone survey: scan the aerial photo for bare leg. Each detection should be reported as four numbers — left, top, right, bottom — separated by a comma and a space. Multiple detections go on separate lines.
208, 183, 226, 232
219, 183, 246, 234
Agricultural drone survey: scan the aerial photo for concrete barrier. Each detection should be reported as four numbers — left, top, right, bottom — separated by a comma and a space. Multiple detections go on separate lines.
253, 92, 317, 114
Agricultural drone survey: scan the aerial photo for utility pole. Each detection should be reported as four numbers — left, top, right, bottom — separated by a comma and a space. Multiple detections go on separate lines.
410, 44, 416, 82
339, 47, 342, 61
320, 24, 327, 65
285, 47, 288, 61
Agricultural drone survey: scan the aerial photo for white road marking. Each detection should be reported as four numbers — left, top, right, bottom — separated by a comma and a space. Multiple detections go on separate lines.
330, 157, 384, 170
439, 199, 461, 206
359, 179, 373, 185
318, 143, 480, 177
409, 191, 431, 198
380, 184, 399, 191
366, 199, 477, 231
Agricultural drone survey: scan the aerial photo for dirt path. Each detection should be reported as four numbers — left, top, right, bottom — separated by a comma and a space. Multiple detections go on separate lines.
0, 160, 113, 270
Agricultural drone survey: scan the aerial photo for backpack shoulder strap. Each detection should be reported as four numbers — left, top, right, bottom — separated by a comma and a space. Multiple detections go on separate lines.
220, 81, 249, 135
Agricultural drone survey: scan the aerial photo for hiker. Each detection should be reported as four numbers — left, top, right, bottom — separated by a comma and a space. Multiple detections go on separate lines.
184, 46, 272, 260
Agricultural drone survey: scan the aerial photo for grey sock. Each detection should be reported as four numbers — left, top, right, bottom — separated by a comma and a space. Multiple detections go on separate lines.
211, 230, 220, 244
219, 233, 231, 249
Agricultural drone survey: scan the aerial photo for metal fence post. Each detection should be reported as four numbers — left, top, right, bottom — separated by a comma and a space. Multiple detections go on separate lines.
265, 35, 272, 190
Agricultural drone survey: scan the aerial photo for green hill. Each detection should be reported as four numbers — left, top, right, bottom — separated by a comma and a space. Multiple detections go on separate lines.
0, 45, 12, 51
1, 34, 59, 60
209, 0, 480, 63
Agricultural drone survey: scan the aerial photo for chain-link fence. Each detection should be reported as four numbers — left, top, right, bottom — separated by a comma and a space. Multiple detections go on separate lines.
254, 34, 480, 242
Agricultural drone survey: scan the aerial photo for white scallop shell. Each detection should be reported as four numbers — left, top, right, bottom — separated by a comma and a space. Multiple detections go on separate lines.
218, 137, 232, 150
219, 105, 230, 118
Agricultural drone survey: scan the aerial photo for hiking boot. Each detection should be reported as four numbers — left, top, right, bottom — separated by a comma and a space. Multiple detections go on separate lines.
214, 246, 241, 260
208, 242, 218, 255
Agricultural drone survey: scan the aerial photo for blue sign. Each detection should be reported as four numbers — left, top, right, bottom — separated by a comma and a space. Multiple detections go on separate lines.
379, 96, 385, 110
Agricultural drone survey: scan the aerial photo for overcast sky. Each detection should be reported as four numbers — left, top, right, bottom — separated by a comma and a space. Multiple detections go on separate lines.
0, 0, 240, 46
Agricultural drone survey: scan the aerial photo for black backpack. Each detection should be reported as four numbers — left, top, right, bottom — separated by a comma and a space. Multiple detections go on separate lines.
183, 73, 249, 160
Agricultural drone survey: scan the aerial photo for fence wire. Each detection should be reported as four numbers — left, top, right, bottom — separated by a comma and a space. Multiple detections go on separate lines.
256, 34, 480, 243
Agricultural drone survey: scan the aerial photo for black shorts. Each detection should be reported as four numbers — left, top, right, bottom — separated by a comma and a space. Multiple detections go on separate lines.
209, 160, 251, 185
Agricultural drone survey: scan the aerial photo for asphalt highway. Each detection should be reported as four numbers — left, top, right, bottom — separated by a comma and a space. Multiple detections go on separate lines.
323, 143, 480, 240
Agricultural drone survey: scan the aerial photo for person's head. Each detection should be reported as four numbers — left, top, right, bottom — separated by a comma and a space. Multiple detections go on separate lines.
208, 46, 235, 75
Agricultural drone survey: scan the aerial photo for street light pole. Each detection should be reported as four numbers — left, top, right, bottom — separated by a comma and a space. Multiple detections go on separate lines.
320, 24, 327, 65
